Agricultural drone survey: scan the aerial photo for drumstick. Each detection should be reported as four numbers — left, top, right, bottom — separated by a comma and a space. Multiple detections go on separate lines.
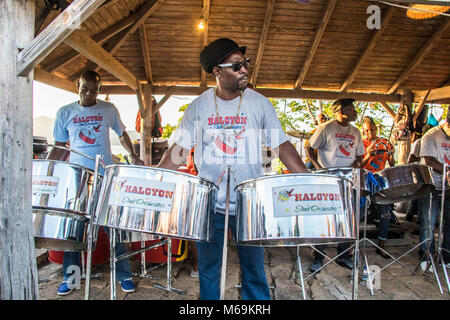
220, 166, 232, 300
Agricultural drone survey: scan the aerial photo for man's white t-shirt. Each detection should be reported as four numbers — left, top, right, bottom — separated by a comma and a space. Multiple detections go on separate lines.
308, 120, 365, 168
419, 125, 450, 189
53, 100, 126, 171
171, 88, 288, 214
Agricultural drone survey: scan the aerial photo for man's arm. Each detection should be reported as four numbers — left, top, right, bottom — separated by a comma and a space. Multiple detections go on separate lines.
274, 141, 309, 173
157, 143, 190, 171
351, 154, 365, 168
423, 156, 443, 174
119, 131, 144, 165
388, 151, 395, 167
47, 141, 69, 160
305, 142, 322, 170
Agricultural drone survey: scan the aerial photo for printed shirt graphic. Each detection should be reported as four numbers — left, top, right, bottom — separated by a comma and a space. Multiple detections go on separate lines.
53, 100, 126, 171
308, 120, 365, 168
170, 88, 288, 215
363, 138, 393, 173
420, 126, 450, 188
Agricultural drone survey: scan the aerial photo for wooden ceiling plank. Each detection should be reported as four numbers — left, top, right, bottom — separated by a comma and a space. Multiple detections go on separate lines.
340, 6, 395, 92
64, 30, 138, 90
17, 0, 106, 77
108, 0, 166, 57
294, 0, 337, 89
139, 25, 153, 84
250, 0, 275, 87
388, 17, 450, 94
200, 0, 211, 87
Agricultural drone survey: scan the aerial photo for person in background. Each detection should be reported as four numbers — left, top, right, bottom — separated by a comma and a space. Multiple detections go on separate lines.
304, 113, 328, 170
360, 116, 395, 258
417, 106, 450, 271
48, 70, 142, 295
305, 98, 365, 272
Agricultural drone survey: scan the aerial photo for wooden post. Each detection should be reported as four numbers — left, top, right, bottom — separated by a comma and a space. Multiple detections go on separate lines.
0, 0, 39, 299
397, 91, 413, 164
141, 84, 153, 166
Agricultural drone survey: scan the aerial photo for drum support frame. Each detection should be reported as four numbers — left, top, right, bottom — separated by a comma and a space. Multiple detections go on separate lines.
294, 169, 362, 300
220, 166, 232, 300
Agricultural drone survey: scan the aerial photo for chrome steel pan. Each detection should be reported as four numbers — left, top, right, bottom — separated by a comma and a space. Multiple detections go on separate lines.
32, 160, 102, 214
235, 173, 356, 246
94, 165, 218, 241
33, 209, 90, 251
372, 163, 435, 204
316, 167, 370, 196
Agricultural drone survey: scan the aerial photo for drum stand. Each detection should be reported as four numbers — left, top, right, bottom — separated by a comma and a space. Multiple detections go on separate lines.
295, 169, 362, 300
153, 237, 185, 295
220, 166, 232, 300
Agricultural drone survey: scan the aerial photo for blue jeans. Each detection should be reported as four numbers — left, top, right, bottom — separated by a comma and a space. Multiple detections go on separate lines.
418, 190, 450, 262
369, 202, 393, 241
62, 227, 132, 282
196, 213, 271, 300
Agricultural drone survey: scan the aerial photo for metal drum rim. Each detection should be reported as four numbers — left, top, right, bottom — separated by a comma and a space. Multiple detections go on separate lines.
235, 173, 353, 190
104, 164, 218, 189
379, 163, 430, 172
33, 208, 89, 222
32, 159, 103, 177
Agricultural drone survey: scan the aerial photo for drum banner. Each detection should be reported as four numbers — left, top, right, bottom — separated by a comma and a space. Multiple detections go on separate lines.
32, 175, 60, 196
272, 184, 344, 217
108, 177, 176, 213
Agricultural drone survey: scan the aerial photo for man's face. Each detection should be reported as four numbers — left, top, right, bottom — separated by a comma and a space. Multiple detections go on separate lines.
77, 78, 101, 106
363, 122, 377, 140
214, 51, 249, 91
339, 104, 357, 122
316, 114, 327, 124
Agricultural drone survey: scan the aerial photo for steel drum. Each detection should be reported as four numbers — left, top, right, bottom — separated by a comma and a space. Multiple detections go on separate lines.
94, 165, 218, 241
32, 160, 103, 251
235, 173, 356, 246
372, 163, 435, 204
316, 167, 370, 196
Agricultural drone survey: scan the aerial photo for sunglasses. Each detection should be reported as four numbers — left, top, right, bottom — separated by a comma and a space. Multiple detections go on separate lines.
217, 58, 250, 72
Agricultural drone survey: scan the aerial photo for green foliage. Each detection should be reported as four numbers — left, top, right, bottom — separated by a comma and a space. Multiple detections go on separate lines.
161, 103, 190, 139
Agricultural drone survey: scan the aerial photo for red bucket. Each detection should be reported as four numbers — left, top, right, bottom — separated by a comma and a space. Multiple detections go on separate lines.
131, 239, 188, 263
48, 227, 110, 266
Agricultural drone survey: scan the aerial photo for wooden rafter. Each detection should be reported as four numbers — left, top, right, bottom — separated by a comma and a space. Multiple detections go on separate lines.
413, 89, 431, 124
388, 17, 450, 94
34, 67, 77, 94
379, 101, 396, 118
16, 0, 105, 77
139, 25, 153, 84
154, 86, 177, 114
46, 11, 139, 72
200, 0, 211, 87
250, 0, 275, 87
294, 0, 337, 89
64, 30, 139, 90
340, 6, 395, 92
414, 85, 450, 103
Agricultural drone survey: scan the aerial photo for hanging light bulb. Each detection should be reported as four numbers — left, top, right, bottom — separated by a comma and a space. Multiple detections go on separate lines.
198, 15, 205, 30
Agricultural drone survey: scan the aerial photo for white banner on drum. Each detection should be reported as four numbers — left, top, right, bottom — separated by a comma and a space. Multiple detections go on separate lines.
107, 177, 176, 213
32, 175, 60, 196
272, 184, 344, 217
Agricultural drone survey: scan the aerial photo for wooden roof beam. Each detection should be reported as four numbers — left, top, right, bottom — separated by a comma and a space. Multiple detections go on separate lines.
250, 0, 275, 87
154, 86, 176, 114
100, 85, 401, 102
388, 17, 450, 94
64, 30, 139, 90
340, 6, 395, 92
139, 25, 153, 84
34, 67, 77, 94
294, 0, 337, 89
379, 101, 396, 118
16, 0, 105, 77
200, 0, 211, 87
414, 85, 450, 103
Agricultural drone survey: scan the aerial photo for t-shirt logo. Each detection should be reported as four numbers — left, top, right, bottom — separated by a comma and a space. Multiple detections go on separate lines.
335, 133, 355, 158
442, 142, 450, 165
79, 127, 97, 144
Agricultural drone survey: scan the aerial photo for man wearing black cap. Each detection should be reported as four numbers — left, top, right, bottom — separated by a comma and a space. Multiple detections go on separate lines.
305, 98, 365, 273
158, 38, 308, 299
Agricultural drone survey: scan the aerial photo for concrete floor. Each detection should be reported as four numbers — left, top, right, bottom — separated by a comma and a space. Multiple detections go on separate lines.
37, 214, 450, 300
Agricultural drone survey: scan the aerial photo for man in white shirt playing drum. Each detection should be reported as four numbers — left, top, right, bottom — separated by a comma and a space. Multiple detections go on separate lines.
417, 106, 450, 271
305, 98, 365, 273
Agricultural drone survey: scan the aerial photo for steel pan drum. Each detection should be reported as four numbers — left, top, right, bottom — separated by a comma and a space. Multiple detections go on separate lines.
235, 174, 356, 246
372, 163, 435, 204
94, 165, 218, 241
316, 167, 369, 196
32, 160, 102, 251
